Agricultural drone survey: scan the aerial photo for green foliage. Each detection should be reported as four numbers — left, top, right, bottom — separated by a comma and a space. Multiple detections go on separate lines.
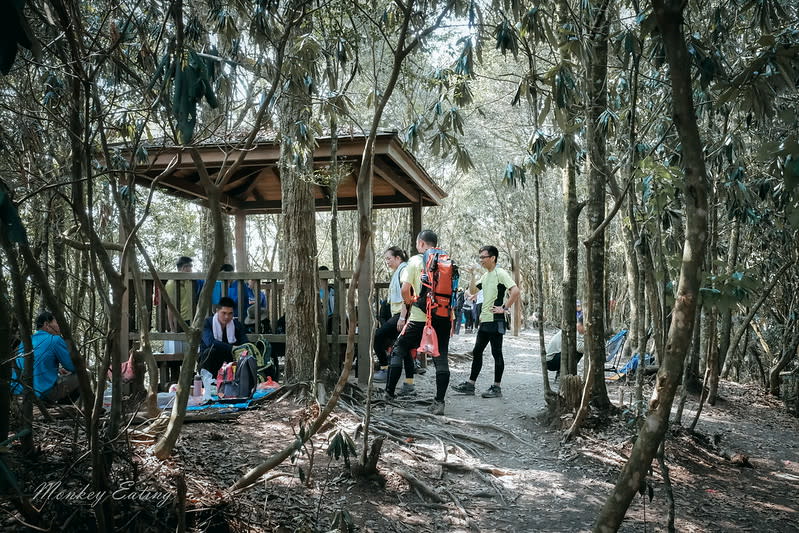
494, 20, 518, 58
545, 62, 578, 111
327, 429, 357, 469
699, 270, 760, 312
329, 508, 355, 533
454, 37, 476, 78
519, 6, 553, 44
502, 162, 525, 188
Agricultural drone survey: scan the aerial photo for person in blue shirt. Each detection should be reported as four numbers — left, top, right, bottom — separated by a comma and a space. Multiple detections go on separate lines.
11, 311, 79, 402
318, 266, 335, 332
228, 279, 267, 318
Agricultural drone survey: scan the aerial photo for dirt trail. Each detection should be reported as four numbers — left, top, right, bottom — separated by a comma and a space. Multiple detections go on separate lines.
171, 327, 799, 532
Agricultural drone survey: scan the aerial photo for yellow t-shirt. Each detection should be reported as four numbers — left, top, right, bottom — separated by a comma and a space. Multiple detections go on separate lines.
401, 255, 427, 323
478, 267, 516, 324
165, 279, 193, 321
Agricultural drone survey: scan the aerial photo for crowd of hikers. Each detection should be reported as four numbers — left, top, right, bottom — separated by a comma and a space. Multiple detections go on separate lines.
11, 229, 590, 416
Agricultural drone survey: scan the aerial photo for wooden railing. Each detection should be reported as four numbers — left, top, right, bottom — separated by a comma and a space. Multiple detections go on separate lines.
130, 270, 355, 342
127, 270, 392, 386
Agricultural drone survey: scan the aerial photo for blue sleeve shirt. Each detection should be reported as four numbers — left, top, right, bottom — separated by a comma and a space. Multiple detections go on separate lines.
12, 330, 74, 397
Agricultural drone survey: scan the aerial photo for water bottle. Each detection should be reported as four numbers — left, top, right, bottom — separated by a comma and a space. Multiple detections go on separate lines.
193, 374, 202, 397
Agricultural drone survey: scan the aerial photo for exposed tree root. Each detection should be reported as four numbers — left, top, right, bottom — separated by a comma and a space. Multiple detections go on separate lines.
438, 461, 511, 477
393, 410, 533, 446
444, 488, 475, 530
396, 468, 444, 503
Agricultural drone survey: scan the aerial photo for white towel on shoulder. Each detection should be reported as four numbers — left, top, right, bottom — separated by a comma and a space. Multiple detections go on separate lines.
212, 314, 236, 344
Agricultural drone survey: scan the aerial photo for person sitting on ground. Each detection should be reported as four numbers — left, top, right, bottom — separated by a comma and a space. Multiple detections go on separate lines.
198, 297, 248, 402
11, 311, 79, 403
545, 320, 585, 377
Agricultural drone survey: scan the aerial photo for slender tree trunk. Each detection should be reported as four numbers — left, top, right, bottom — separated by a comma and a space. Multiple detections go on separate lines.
154, 153, 226, 459
720, 260, 794, 378
584, 1, 611, 410
707, 190, 721, 405
558, 0, 579, 377
595, 1, 709, 528
535, 173, 555, 403
685, 303, 703, 393
769, 330, 799, 396
0, 234, 34, 452
717, 220, 740, 371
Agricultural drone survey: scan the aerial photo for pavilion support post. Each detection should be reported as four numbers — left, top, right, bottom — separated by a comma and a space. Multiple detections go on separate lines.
234, 213, 248, 272
357, 246, 373, 385
410, 203, 422, 255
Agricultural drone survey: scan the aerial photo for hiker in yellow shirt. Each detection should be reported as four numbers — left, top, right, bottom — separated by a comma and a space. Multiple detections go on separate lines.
383, 230, 453, 415
452, 245, 520, 398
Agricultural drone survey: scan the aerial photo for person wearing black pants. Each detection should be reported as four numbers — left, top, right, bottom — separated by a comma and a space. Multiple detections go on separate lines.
452, 245, 520, 399
384, 230, 453, 414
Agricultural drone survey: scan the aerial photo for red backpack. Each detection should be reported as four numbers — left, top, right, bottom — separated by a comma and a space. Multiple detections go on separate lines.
216, 362, 236, 398
415, 248, 459, 319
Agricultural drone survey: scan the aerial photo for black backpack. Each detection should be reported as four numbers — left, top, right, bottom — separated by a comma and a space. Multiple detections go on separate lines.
231, 354, 259, 398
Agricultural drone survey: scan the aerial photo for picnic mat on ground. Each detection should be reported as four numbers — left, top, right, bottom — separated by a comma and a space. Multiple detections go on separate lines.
158, 388, 278, 411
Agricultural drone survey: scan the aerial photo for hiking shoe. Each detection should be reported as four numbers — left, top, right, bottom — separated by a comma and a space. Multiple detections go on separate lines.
481, 385, 502, 398
451, 381, 475, 395
414, 360, 427, 375
397, 383, 416, 396
373, 369, 388, 382
382, 389, 396, 401
427, 399, 445, 415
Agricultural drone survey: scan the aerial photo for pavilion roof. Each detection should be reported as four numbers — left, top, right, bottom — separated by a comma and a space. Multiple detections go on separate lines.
132, 131, 446, 214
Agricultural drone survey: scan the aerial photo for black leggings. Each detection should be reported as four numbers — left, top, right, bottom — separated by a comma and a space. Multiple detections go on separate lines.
373, 313, 401, 367
386, 317, 451, 401
469, 327, 504, 383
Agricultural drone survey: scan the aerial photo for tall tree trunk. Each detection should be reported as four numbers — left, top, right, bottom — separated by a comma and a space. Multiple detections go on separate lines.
154, 152, 227, 459
706, 188, 721, 404
281, 2, 320, 384
0, 232, 34, 452
685, 303, 703, 393
595, 1, 709, 528
558, 0, 579, 377
584, 1, 611, 410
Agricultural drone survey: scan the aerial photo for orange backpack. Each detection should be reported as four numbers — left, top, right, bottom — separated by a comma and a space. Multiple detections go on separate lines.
415, 248, 459, 319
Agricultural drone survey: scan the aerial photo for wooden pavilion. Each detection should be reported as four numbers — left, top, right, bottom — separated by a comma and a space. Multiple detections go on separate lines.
129, 131, 447, 385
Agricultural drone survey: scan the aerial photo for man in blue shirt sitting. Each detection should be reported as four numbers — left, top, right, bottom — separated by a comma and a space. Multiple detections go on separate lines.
11, 311, 79, 403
